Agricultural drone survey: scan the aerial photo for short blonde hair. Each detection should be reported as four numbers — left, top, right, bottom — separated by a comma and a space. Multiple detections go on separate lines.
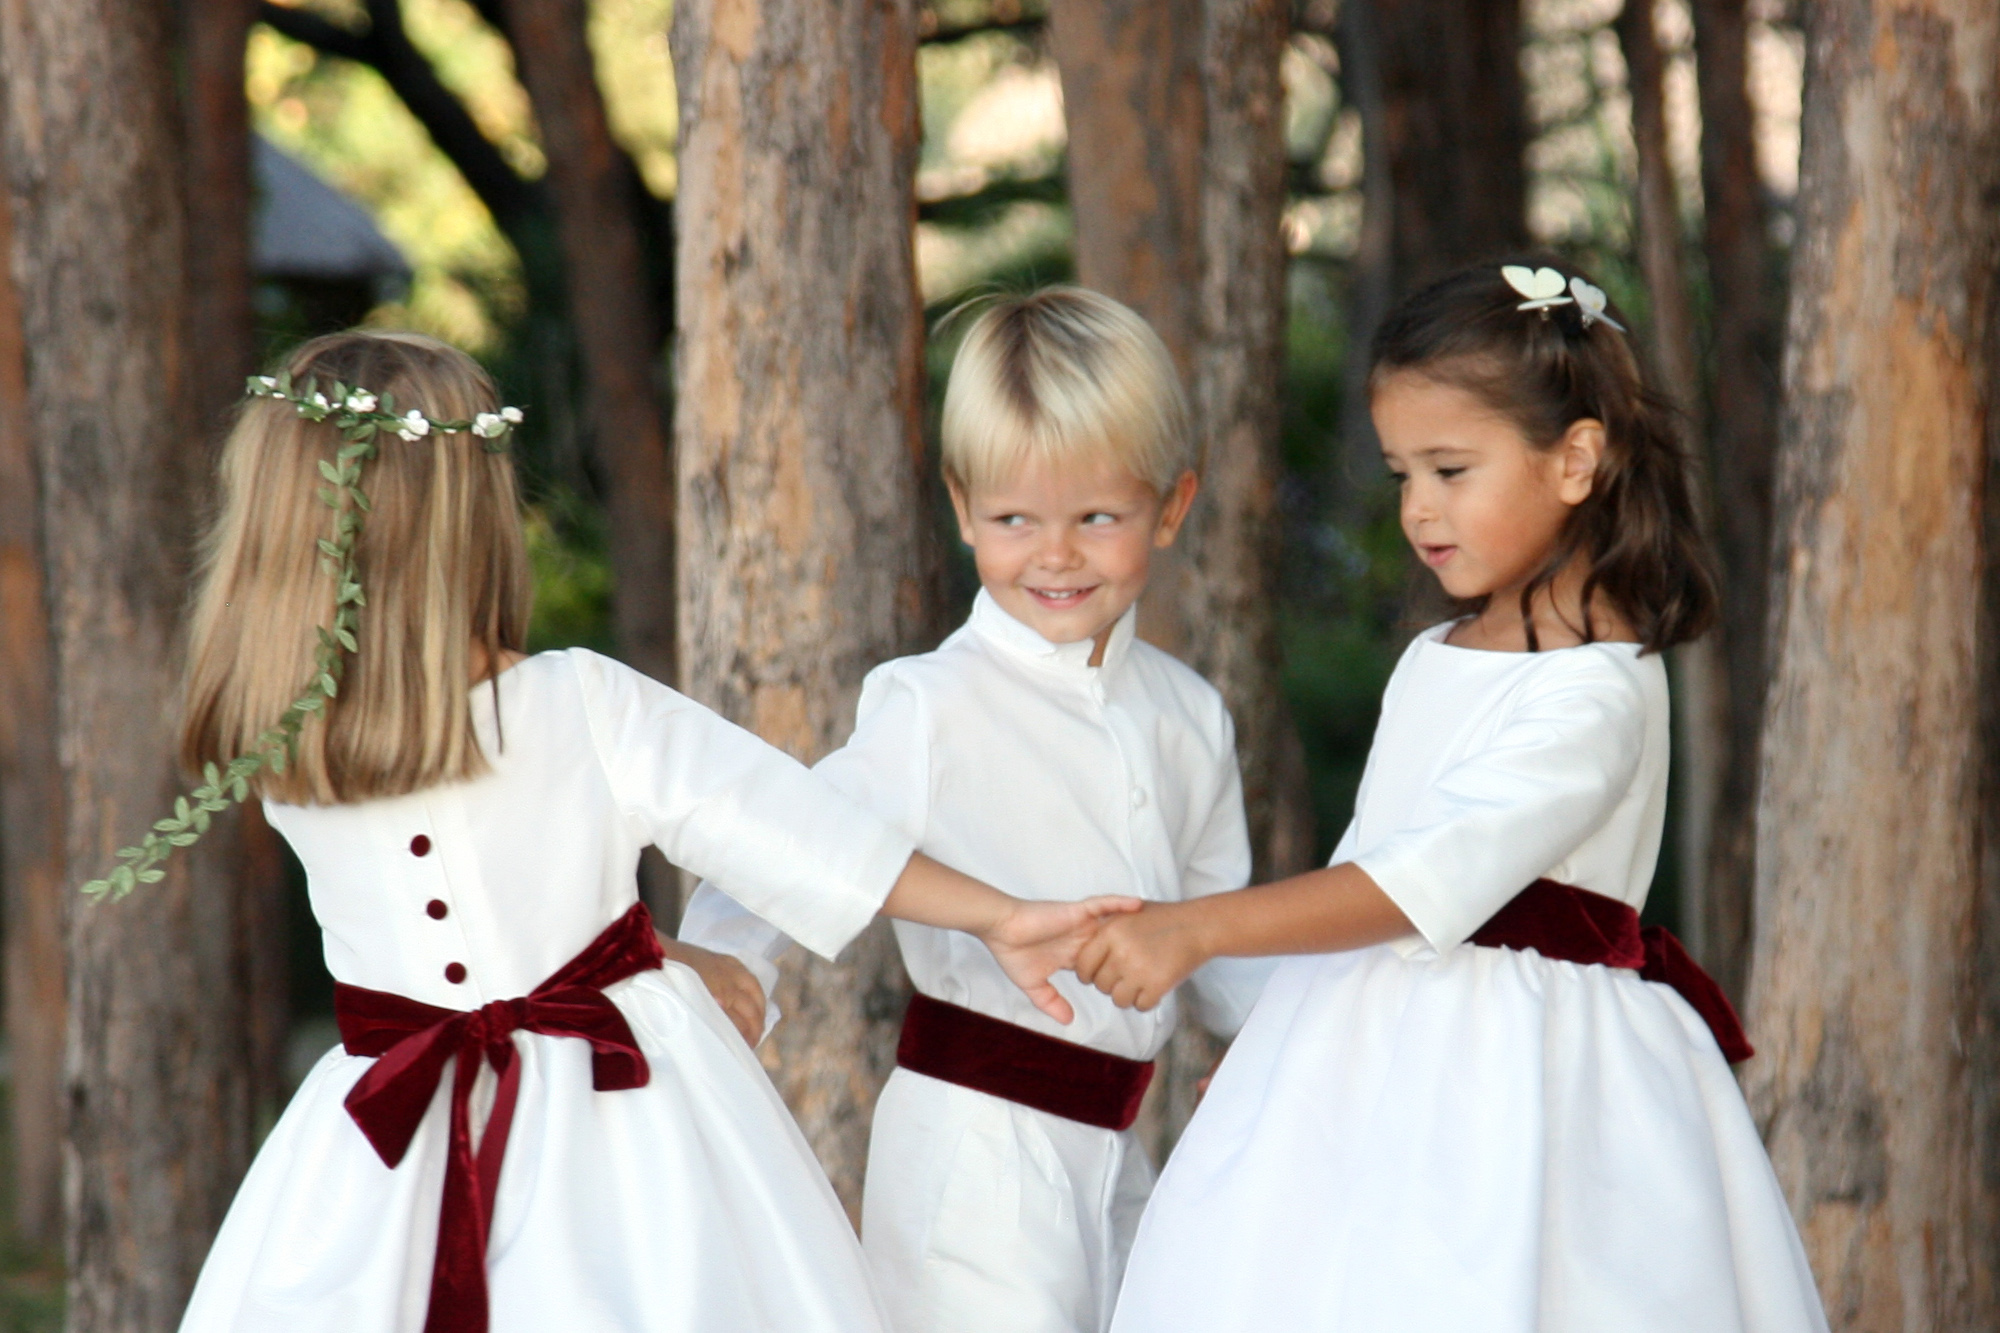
181, 331, 532, 806
940, 287, 1193, 495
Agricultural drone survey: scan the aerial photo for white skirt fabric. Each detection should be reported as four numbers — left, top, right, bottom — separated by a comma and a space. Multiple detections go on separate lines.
1110, 944, 1828, 1333
179, 962, 888, 1332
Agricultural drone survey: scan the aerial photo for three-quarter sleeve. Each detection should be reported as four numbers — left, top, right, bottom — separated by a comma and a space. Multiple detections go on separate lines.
1352, 652, 1647, 953
571, 650, 915, 961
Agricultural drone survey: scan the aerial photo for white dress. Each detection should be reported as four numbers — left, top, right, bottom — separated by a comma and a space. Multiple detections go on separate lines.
1109, 624, 1828, 1333
682, 591, 1275, 1333
179, 649, 915, 1333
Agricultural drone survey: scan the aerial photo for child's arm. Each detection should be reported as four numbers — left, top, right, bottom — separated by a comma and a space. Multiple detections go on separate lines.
1076, 864, 1409, 1012
884, 852, 1139, 1025
654, 933, 768, 1047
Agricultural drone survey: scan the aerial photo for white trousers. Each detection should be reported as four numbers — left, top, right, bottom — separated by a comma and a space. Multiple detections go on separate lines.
861, 1068, 1155, 1333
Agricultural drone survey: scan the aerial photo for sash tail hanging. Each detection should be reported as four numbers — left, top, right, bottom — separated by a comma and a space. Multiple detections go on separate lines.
334, 901, 665, 1333
1470, 878, 1753, 1063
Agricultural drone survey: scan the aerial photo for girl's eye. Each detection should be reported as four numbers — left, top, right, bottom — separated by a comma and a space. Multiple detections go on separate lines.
1436, 467, 1466, 480
1386, 471, 1408, 486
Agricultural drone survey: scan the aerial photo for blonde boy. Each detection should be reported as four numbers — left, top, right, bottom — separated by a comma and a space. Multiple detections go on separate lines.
681, 288, 1272, 1333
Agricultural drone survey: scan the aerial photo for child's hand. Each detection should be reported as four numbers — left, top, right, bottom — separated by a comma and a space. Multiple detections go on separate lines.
657, 932, 767, 1048
980, 895, 1144, 1025
1074, 902, 1211, 1012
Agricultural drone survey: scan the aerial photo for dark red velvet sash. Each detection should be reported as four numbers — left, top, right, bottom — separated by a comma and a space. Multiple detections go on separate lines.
896, 991, 1156, 1131
334, 901, 664, 1333
1470, 879, 1753, 1063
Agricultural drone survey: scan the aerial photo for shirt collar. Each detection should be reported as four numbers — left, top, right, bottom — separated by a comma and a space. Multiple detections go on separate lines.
966, 588, 1139, 677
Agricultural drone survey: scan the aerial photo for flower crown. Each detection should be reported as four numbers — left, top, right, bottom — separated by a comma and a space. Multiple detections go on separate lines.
80, 371, 526, 900
1501, 265, 1627, 333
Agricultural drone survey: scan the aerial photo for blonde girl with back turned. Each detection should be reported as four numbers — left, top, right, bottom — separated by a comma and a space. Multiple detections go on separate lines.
1082, 263, 1831, 1332
169, 330, 1136, 1333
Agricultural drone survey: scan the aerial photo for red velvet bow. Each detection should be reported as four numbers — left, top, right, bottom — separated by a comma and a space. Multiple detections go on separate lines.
1471, 879, 1753, 1063
335, 901, 664, 1333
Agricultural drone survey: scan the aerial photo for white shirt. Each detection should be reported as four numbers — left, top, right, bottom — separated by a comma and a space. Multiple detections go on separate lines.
1337, 622, 1668, 956
267, 648, 917, 1005
683, 591, 1272, 1060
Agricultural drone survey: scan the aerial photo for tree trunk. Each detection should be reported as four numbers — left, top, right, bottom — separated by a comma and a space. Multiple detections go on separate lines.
1688, 0, 1779, 1002
671, 0, 930, 1216
1615, 0, 1726, 950
1337, 0, 1529, 489
0, 0, 257, 1324
181, 0, 291, 1127
1051, 0, 1310, 1158
0, 153, 65, 1252
1742, 2, 2000, 1326
499, 0, 680, 922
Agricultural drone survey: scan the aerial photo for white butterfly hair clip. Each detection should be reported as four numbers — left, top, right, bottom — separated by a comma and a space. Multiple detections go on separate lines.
1566, 276, 1627, 332
1502, 264, 1571, 312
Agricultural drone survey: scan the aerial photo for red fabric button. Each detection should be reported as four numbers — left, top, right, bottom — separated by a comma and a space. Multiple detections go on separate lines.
410, 834, 432, 857
426, 899, 448, 920
444, 962, 467, 985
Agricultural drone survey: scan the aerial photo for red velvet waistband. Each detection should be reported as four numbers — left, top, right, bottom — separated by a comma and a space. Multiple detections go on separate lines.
1470, 879, 1753, 1063
334, 901, 663, 1333
896, 991, 1155, 1131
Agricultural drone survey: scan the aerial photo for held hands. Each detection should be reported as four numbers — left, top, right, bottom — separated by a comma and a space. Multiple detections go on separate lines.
1074, 901, 1212, 1012
657, 932, 767, 1048
978, 895, 1144, 1025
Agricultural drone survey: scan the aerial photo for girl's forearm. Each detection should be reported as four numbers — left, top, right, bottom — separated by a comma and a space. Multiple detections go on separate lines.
1182, 863, 1412, 960
879, 851, 1013, 935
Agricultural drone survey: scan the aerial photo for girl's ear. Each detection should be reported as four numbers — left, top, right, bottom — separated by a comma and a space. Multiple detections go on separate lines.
1555, 419, 1606, 507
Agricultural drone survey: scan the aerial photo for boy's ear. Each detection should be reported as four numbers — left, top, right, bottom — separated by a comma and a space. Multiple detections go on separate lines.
1556, 420, 1605, 507
1153, 470, 1200, 549
947, 479, 977, 546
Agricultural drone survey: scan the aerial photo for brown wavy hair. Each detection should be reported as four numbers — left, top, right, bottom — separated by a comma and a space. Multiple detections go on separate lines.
181, 331, 532, 804
1369, 259, 1718, 653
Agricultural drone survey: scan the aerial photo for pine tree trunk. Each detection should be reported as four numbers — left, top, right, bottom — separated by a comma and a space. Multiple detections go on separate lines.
1743, 2, 2000, 1325
671, 0, 929, 1216
501, 0, 675, 689
0, 0, 257, 1324
1615, 0, 1728, 952
1336, 0, 1529, 487
1051, 0, 1309, 1158
1688, 0, 1779, 1001
0, 154, 65, 1252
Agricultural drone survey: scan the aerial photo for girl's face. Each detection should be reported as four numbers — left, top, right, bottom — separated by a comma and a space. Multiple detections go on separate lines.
1374, 371, 1602, 607
951, 458, 1198, 662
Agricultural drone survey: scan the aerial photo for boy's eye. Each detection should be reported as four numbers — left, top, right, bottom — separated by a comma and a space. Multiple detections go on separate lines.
1082, 512, 1118, 526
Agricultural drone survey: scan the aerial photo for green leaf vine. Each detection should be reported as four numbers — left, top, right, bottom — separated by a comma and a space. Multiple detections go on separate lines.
81, 371, 522, 900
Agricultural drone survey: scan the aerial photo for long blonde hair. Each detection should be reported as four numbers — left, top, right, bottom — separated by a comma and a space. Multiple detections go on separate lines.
181, 331, 532, 805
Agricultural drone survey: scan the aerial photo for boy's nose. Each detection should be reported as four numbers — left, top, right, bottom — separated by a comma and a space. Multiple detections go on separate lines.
1034, 529, 1083, 568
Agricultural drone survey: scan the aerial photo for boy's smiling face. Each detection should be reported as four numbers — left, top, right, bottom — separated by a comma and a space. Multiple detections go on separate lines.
951, 458, 1198, 663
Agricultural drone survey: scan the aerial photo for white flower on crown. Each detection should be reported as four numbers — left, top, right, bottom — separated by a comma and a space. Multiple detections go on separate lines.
253, 376, 279, 395
472, 412, 507, 439
344, 391, 378, 413
501, 406, 524, 425
397, 409, 432, 441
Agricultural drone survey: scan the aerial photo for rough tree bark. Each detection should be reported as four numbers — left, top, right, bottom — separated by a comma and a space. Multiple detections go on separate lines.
1687, 0, 1779, 1000
1742, 2, 2000, 1327
1050, 0, 1311, 1158
0, 157, 64, 1251
0, 0, 257, 1324
1615, 0, 1727, 953
671, 0, 931, 1215
1336, 0, 1531, 487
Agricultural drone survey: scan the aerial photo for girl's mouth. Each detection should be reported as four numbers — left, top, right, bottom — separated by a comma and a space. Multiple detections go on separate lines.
1418, 544, 1456, 568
